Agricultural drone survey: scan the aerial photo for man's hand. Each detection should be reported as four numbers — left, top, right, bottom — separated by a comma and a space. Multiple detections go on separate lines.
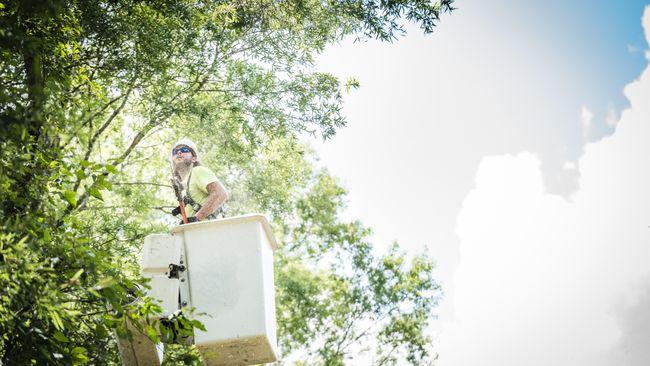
195, 181, 228, 220
179, 216, 199, 225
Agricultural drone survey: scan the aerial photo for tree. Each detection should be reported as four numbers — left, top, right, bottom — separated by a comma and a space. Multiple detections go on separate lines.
0, 0, 452, 364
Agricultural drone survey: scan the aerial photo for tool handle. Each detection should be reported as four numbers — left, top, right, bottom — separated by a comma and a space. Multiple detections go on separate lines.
179, 200, 188, 224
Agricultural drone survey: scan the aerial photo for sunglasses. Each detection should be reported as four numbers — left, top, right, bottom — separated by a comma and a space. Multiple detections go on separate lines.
173, 147, 192, 155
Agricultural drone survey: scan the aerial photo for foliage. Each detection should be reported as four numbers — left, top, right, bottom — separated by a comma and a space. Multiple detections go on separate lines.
0, 0, 451, 364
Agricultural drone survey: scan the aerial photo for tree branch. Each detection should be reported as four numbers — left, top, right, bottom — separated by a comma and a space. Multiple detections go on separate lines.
336, 305, 399, 357
79, 205, 175, 211
70, 87, 133, 194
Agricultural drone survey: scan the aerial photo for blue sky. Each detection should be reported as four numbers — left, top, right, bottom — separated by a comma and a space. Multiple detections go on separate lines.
524, 0, 649, 140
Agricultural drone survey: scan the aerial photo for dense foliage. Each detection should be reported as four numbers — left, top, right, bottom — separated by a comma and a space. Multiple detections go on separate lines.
0, 0, 452, 364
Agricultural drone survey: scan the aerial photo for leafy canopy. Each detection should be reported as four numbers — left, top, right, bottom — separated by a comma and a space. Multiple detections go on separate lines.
0, 0, 452, 364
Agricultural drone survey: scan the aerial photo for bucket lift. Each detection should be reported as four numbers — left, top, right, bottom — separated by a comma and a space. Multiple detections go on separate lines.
118, 214, 279, 366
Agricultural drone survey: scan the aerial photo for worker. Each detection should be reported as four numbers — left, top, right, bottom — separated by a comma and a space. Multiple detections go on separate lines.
169, 139, 228, 223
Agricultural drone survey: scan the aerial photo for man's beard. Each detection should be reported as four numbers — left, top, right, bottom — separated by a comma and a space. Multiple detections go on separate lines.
173, 158, 192, 176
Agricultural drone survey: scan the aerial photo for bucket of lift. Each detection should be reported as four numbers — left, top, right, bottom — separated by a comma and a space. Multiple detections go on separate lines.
119, 214, 279, 366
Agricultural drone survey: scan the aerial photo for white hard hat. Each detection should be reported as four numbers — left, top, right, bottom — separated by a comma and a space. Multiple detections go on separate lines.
169, 138, 200, 165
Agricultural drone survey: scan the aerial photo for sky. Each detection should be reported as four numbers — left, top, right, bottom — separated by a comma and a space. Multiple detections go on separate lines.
309, 0, 650, 364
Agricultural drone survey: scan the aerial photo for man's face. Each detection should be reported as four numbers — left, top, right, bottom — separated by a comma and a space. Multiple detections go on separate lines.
172, 145, 196, 169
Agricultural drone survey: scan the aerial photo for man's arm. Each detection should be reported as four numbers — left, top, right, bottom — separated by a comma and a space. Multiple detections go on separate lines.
195, 180, 228, 221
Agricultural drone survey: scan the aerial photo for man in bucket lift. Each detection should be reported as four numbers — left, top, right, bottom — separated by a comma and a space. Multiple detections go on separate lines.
170, 139, 228, 223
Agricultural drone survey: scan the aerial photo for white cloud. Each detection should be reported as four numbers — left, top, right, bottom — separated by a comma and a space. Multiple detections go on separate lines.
439, 6, 650, 366
562, 161, 577, 171
312, 0, 627, 322
602, 276, 650, 366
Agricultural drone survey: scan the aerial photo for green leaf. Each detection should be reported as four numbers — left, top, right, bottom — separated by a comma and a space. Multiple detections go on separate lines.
105, 164, 118, 174
53, 331, 69, 343
70, 269, 84, 283
72, 347, 89, 364
345, 77, 360, 93
49, 310, 64, 331
63, 190, 78, 206
190, 319, 206, 331
147, 325, 160, 343
88, 188, 103, 201
96, 324, 108, 338
75, 169, 86, 180
95, 175, 112, 190
93, 277, 115, 290
160, 325, 173, 343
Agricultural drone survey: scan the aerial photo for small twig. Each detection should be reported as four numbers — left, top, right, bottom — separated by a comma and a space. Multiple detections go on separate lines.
376, 343, 399, 366
112, 182, 172, 188
79, 309, 111, 318
80, 93, 126, 129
